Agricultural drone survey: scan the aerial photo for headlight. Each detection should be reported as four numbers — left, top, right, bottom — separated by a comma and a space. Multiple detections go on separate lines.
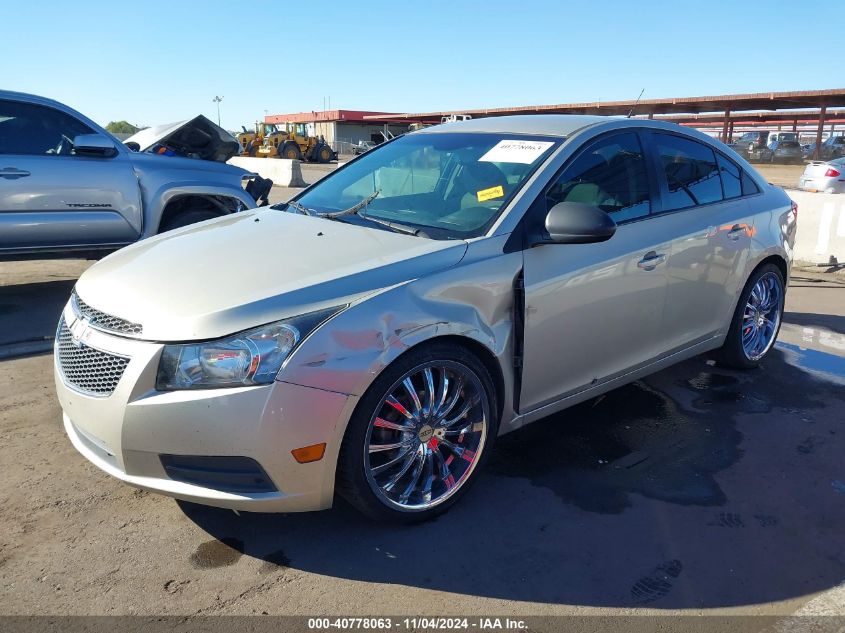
156, 307, 343, 390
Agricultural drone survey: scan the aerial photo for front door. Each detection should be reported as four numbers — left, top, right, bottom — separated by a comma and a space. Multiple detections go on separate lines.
520, 131, 670, 411
0, 99, 141, 254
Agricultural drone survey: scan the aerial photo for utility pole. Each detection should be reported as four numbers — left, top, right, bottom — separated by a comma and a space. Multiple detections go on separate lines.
212, 95, 224, 126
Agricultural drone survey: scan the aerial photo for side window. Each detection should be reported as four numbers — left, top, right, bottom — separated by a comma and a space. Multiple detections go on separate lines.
716, 153, 742, 199
545, 132, 651, 222
0, 99, 93, 156
741, 171, 760, 196
655, 134, 722, 211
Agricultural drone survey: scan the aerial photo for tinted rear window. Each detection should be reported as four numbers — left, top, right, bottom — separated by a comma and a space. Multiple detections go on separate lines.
741, 171, 760, 195
655, 134, 722, 210
716, 153, 742, 199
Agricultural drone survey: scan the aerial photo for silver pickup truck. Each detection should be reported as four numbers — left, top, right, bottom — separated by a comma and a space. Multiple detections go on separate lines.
0, 90, 269, 258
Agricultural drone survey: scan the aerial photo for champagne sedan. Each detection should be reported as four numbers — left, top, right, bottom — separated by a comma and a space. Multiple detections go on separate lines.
55, 115, 796, 522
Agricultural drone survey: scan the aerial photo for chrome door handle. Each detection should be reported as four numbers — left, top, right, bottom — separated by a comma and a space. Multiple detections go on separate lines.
0, 167, 31, 179
727, 224, 746, 241
637, 252, 666, 270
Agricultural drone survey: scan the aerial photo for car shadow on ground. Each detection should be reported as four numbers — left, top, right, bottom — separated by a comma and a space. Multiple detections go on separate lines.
0, 279, 74, 347
783, 311, 845, 335
181, 347, 845, 609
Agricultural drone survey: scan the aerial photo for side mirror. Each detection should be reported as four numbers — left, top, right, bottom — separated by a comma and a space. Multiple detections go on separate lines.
72, 133, 118, 157
541, 201, 617, 245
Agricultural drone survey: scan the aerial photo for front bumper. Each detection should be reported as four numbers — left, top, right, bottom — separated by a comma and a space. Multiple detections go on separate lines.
54, 303, 357, 512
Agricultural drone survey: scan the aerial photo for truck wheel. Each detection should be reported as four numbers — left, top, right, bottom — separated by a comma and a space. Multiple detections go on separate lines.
160, 210, 221, 232
282, 143, 302, 160
317, 145, 334, 163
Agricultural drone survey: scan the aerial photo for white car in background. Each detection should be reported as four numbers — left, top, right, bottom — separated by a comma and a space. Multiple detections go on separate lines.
799, 158, 845, 193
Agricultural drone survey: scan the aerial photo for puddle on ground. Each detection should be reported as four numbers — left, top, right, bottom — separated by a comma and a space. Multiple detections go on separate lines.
189, 537, 243, 569
488, 380, 743, 513
488, 346, 842, 515
684, 372, 739, 391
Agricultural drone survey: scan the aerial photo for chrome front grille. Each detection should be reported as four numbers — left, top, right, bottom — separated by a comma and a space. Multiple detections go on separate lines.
56, 318, 130, 396
71, 291, 143, 336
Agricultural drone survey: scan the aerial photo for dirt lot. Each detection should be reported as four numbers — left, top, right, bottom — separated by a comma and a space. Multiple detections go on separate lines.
1, 250, 844, 621
754, 163, 806, 189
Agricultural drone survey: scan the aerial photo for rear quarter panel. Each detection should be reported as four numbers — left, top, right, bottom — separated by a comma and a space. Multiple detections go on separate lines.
745, 185, 795, 283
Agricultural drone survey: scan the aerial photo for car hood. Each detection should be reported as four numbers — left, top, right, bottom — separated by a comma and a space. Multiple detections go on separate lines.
124, 115, 239, 162
74, 209, 468, 341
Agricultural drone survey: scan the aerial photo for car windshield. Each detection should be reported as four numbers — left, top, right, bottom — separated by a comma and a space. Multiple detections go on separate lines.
284, 132, 560, 239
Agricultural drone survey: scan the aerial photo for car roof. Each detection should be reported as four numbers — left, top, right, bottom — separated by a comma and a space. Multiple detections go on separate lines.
416, 114, 612, 138
0, 89, 70, 110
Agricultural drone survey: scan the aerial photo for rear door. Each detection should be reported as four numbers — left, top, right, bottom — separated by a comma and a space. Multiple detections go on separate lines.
520, 131, 671, 411
0, 99, 141, 255
647, 132, 755, 352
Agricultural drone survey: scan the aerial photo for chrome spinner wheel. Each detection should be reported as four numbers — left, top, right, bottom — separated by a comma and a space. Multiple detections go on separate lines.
363, 360, 489, 512
741, 271, 783, 361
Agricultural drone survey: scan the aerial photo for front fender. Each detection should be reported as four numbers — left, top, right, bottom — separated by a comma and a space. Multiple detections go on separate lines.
277, 238, 523, 433
138, 178, 255, 238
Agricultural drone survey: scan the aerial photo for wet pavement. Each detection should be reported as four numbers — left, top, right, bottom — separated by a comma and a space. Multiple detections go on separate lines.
0, 266, 843, 616
176, 344, 844, 609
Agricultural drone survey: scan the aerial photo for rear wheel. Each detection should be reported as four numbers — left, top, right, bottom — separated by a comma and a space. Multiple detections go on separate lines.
336, 342, 498, 523
713, 263, 785, 369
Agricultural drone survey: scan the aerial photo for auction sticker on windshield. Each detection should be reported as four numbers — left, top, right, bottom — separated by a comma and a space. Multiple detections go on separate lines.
476, 185, 505, 202
479, 139, 554, 164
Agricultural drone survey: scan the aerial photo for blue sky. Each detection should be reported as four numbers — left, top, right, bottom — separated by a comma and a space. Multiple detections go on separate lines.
2, 0, 831, 130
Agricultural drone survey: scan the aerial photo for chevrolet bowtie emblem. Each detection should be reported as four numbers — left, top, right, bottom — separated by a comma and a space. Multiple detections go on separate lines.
69, 317, 89, 348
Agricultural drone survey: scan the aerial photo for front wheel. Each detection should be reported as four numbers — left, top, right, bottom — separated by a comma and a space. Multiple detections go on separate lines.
160, 209, 221, 232
282, 143, 302, 160
317, 144, 334, 163
336, 343, 498, 523
713, 263, 785, 369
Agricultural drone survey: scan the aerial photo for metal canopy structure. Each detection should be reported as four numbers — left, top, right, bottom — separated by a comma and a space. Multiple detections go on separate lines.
366, 89, 845, 157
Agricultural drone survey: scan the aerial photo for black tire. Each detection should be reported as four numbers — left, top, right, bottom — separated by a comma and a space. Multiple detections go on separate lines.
282, 143, 302, 161
712, 263, 785, 369
317, 144, 333, 163
336, 341, 499, 523
160, 209, 221, 232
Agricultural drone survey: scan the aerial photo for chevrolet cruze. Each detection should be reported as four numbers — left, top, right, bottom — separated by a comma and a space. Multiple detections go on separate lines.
55, 116, 796, 522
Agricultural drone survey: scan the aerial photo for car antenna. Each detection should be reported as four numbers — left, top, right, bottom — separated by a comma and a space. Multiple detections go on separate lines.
627, 89, 645, 118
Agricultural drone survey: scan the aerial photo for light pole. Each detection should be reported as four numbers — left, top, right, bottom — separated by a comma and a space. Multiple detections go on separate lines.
212, 96, 224, 126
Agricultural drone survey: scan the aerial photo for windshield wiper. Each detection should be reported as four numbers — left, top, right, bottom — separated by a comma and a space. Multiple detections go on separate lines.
354, 214, 424, 236
285, 199, 318, 216
285, 191, 423, 236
